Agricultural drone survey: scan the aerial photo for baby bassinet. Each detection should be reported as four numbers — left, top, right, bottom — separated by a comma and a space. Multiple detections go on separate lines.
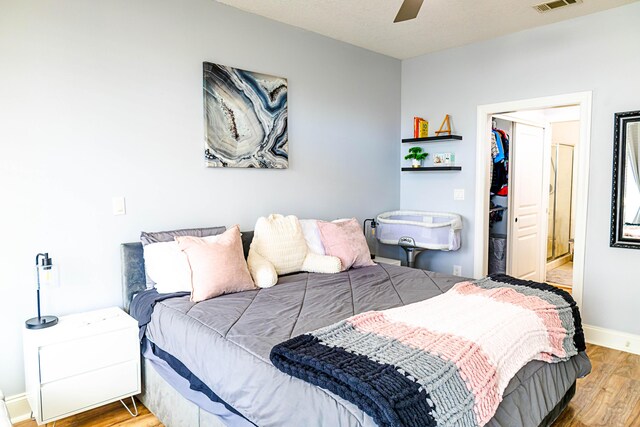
376, 211, 462, 252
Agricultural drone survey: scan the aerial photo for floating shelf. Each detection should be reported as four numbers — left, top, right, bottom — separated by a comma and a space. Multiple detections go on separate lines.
402, 166, 462, 172
402, 135, 463, 143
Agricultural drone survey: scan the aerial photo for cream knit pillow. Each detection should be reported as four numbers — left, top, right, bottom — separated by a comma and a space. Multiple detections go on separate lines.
247, 214, 342, 287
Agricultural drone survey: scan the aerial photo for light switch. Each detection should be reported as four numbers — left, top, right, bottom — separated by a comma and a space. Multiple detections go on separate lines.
112, 197, 126, 216
454, 189, 465, 201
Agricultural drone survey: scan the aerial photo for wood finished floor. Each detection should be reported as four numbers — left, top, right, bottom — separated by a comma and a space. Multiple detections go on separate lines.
15, 344, 640, 427
14, 399, 162, 427
548, 281, 573, 295
547, 261, 574, 290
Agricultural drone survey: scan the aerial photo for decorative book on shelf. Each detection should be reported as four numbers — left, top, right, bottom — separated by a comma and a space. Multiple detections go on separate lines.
418, 120, 429, 138
413, 117, 422, 138
413, 117, 429, 138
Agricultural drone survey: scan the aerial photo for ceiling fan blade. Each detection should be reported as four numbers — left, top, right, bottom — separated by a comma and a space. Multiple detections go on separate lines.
394, 0, 424, 23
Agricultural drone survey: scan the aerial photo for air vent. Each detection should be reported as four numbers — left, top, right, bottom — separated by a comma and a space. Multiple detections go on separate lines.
533, 0, 582, 13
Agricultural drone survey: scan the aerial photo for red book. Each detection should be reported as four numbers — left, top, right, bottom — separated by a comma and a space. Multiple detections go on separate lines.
413, 117, 423, 138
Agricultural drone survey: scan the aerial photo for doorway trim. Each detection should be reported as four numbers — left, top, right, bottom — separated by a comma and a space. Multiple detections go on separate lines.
474, 91, 592, 309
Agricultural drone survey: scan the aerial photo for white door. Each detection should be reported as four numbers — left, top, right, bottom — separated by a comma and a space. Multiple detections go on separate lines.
508, 123, 548, 281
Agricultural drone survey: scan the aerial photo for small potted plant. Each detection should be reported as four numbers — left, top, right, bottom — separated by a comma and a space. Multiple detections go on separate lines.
405, 146, 429, 168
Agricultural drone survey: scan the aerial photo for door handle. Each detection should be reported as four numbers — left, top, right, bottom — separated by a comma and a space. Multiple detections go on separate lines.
515, 218, 518, 223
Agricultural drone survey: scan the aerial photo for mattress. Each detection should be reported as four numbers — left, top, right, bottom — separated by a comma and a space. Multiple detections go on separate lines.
142, 264, 591, 427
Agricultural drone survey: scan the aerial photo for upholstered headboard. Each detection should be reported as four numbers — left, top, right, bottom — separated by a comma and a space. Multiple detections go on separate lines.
120, 231, 255, 312
121, 242, 146, 312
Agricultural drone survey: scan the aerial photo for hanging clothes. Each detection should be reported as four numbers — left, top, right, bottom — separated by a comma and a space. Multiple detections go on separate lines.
499, 130, 510, 195
490, 128, 510, 195
491, 162, 508, 194
491, 132, 499, 160
496, 129, 510, 160
492, 130, 505, 163
496, 185, 508, 196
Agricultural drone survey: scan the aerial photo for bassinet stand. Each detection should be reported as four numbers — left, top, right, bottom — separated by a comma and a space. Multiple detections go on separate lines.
398, 236, 425, 268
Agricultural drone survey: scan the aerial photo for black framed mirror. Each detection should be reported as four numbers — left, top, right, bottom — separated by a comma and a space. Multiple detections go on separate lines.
611, 110, 640, 249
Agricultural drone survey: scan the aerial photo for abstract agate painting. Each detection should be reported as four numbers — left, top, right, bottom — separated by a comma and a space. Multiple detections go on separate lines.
203, 62, 288, 168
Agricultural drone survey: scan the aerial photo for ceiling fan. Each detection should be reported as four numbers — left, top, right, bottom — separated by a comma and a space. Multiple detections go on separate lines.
394, 0, 424, 23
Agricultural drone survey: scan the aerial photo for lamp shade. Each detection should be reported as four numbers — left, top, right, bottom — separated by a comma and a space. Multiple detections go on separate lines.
36, 260, 58, 288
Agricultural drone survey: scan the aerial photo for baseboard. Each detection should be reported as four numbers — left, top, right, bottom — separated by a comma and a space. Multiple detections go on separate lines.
546, 255, 571, 271
6, 393, 31, 424
584, 324, 640, 355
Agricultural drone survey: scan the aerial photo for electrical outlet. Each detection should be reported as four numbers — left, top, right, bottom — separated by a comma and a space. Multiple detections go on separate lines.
454, 189, 465, 201
112, 197, 126, 215
453, 265, 462, 276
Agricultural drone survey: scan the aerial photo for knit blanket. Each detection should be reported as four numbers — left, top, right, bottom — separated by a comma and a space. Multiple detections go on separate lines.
270, 274, 585, 427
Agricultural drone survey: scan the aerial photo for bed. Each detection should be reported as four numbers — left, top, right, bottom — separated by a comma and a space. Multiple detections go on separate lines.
122, 239, 591, 427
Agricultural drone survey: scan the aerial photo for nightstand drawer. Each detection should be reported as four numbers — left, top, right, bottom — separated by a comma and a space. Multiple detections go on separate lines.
39, 327, 138, 383
41, 359, 139, 421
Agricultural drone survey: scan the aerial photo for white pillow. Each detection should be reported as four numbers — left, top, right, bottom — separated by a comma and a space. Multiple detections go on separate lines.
299, 218, 351, 255
299, 219, 325, 255
143, 235, 220, 293
247, 215, 342, 288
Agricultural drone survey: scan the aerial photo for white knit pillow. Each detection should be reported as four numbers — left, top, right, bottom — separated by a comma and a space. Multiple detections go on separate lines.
247, 214, 342, 287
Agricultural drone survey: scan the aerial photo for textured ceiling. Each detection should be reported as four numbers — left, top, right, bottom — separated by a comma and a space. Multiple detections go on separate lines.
215, 0, 638, 59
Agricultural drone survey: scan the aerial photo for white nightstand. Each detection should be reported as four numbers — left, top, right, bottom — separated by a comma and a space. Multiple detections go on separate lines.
374, 256, 402, 266
23, 307, 140, 425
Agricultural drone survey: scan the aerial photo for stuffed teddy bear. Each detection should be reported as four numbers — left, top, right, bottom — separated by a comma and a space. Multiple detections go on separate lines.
247, 214, 342, 287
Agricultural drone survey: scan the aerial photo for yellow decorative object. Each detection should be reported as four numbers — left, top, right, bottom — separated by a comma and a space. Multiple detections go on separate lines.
418, 120, 429, 138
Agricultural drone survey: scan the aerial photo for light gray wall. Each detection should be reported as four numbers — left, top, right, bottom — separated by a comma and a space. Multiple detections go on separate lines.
401, 3, 640, 335
0, 0, 400, 396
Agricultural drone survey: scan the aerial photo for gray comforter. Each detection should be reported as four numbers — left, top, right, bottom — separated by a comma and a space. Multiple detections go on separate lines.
144, 264, 591, 427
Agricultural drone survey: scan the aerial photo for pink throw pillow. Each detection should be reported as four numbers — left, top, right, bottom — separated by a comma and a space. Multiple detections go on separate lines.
317, 218, 375, 271
176, 225, 255, 302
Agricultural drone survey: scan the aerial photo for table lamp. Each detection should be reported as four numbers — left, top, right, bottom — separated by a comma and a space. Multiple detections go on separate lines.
25, 252, 59, 329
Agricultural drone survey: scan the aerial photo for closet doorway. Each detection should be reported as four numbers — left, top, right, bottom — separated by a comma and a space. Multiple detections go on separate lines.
488, 117, 549, 282
474, 92, 592, 308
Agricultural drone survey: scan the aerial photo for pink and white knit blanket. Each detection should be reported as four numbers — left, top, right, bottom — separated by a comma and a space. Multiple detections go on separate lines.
271, 274, 585, 427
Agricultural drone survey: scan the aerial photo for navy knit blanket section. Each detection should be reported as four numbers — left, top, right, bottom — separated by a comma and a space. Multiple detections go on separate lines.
271, 334, 436, 427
